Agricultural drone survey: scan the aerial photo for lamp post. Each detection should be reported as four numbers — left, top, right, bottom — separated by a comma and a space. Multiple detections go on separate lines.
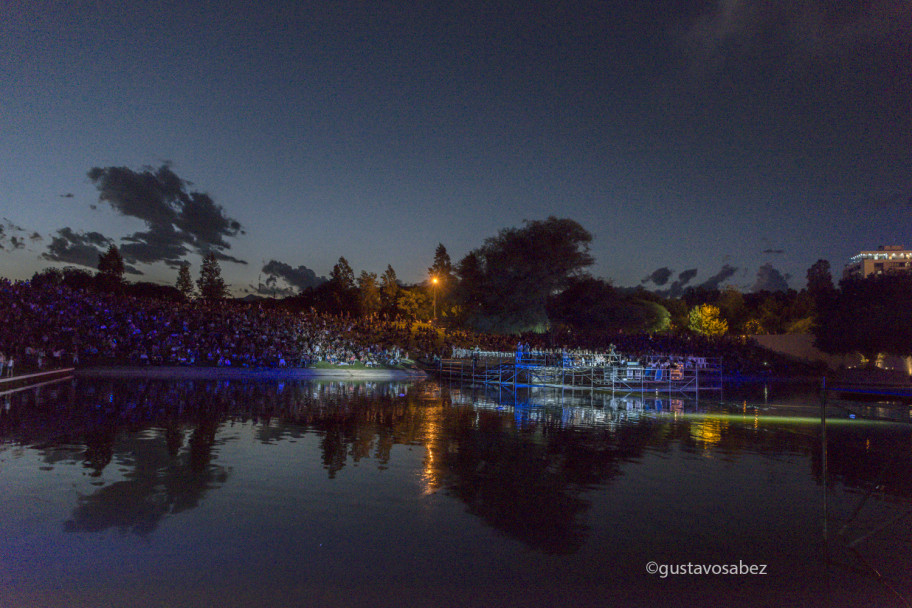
431, 276, 439, 322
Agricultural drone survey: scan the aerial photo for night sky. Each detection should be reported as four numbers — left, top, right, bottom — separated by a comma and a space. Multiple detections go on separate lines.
2, 1, 910, 295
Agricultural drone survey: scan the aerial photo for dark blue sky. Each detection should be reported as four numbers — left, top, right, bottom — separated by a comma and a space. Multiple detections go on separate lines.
2, 1, 910, 295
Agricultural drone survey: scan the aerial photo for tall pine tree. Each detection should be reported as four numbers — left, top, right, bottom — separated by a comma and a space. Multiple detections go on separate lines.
176, 263, 195, 299
197, 253, 228, 300
97, 245, 125, 281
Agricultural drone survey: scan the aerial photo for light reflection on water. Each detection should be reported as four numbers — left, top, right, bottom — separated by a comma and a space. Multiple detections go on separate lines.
0, 377, 911, 607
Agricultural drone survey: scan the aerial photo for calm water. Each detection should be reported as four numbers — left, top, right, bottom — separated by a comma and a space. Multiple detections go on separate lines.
1, 376, 911, 607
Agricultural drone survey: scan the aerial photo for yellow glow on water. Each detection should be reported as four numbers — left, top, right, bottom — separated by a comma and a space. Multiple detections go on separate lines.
421, 403, 444, 495
665, 412, 907, 429
691, 415, 728, 449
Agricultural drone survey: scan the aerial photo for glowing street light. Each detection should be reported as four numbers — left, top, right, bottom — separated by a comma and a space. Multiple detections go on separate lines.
431, 276, 439, 322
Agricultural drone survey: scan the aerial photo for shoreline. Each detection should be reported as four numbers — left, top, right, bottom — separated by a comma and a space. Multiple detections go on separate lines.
75, 366, 427, 381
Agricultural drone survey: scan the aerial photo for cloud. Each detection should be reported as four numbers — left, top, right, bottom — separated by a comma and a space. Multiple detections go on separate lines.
677, 268, 698, 285
651, 267, 700, 298
648, 265, 736, 298
255, 260, 327, 296
659, 268, 700, 298
684, 1, 910, 60
641, 267, 673, 286
87, 164, 246, 268
696, 264, 738, 290
41, 228, 143, 275
751, 263, 789, 292
0, 220, 33, 251
41, 228, 111, 268
120, 224, 191, 267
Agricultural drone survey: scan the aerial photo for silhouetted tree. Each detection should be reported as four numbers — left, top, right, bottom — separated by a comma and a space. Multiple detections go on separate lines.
61, 267, 95, 291
97, 245, 125, 279
428, 243, 453, 282
357, 271, 381, 317
548, 277, 605, 331
380, 265, 399, 315
327, 257, 358, 314
330, 257, 355, 290
96, 245, 125, 291
814, 275, 912, 362
457, 217, 593, 333
124, 282, 182, 301
175, 263, 194, 299
806, 259, 835, 313
715, 287, 747, 333
30, 268, 64, 288
197, 253, 228, 300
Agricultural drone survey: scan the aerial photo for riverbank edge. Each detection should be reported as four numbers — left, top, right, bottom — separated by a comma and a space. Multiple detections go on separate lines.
75, 366, 427, 381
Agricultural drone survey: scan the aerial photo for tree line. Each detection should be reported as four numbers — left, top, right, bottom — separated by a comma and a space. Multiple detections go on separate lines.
30, 218, 912, 363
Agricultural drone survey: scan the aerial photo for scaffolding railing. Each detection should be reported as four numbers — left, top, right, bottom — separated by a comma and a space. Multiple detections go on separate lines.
433, 354, 722, 394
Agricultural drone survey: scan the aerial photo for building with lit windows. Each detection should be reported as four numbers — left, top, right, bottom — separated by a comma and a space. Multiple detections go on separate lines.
843, 245, 912, 279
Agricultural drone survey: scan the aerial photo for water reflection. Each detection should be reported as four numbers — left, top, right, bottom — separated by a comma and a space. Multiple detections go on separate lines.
1, 377, 911, 557
64, 424, 228, 535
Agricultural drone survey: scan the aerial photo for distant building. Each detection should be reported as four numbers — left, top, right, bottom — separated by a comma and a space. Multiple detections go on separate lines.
844, 245, 912, 279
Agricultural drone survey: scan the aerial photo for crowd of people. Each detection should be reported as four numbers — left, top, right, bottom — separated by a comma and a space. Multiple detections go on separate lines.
0, 277, 810, 377
0, 279, 420, 372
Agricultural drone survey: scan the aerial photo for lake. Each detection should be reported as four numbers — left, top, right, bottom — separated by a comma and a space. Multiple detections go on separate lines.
1, 375, 911, 607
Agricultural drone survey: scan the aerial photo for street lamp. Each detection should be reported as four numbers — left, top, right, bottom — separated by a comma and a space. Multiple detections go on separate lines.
431, 276, 439, 322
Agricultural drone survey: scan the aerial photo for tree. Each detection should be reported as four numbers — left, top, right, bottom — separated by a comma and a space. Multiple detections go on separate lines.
715, 287, 747, 332
455, 251, 485, 315
814, 274, 912, 362
30, 268, 64, 288
396, 288, 432, 322
806, 259, 833, 297
548, 277, 621, 332
457, 217, 593, 333
330, 257, 356, 290
61, 267, 95, 291
688, 304, 728, 336
197, 253, 228, 300
427, 244, 455, 320
176, 263, 195, 299
357, 271, 381, 317
380, 265, 399, 314
743, 319, 765, 335
328, 257, 358, 314
428, 243, 453, 283
806, 259, 835, 312
97, 245, 125, 281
